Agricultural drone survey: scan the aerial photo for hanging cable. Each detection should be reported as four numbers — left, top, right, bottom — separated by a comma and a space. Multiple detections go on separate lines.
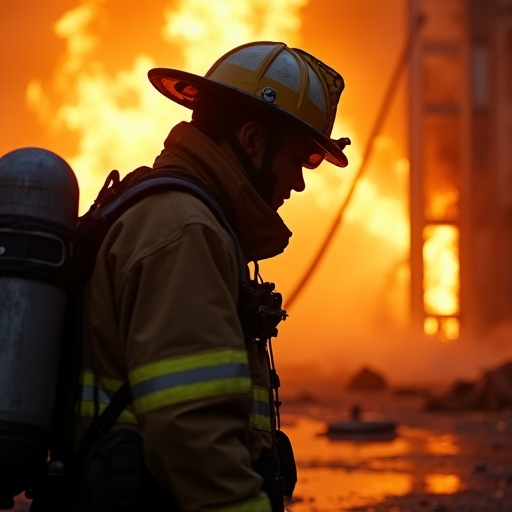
285, 14, 425, 310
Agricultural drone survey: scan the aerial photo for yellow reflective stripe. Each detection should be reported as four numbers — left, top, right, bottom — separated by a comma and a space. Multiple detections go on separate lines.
216, 494, 271, 512
129, 348, 252, 415
250, 386, 271, 432
252, 386, 269, 403
77, 370, 137, 424
133, 377, 251, 414
78, 400, 138, 424
130, 348, 249, 384
81, 370, 95, 386
250, 414, 271, 431
80, 370, 123, 392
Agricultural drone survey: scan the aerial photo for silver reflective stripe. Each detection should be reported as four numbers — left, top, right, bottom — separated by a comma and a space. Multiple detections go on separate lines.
131, 362, 250, 400
80, 385, 112, 404
250, 386, 272, 431
78, 372, 138, 424
251, 398, 270, 418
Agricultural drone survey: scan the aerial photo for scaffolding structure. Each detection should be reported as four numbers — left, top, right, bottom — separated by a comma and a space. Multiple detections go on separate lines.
409, 0, 512, 340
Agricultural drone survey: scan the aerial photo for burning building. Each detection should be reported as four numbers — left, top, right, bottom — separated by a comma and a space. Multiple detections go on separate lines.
3, 1, 512, 382
409, 0, 512, 342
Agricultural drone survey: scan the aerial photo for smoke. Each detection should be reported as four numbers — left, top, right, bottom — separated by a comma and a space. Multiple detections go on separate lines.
7, 0, 511, 388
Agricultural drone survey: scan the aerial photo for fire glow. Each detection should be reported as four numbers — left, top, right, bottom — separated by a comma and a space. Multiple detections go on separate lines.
423, 224, 460, 341
23, 1, 458, 341
6, 0, 473, 384
25, 0, 311, 214
422, 170, 461, 341
422, 224, 460, 342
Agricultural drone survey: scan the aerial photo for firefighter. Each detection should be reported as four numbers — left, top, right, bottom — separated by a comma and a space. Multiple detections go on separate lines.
75, 41, 349, 511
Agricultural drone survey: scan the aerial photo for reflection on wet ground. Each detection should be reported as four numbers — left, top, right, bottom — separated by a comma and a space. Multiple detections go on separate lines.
281, 391, 512, 511
8, 391, 512, 511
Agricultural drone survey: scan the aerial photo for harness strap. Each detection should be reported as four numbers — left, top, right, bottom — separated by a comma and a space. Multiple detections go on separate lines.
78, 169, 247, 452
79, 167, 248, 285
78, 381, 131, 458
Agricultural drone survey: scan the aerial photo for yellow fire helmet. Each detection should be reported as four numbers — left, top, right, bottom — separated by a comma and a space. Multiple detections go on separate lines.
148, 41, 350, 168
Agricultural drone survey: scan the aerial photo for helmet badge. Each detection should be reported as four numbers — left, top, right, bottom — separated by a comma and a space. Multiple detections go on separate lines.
261, 87, 277, 103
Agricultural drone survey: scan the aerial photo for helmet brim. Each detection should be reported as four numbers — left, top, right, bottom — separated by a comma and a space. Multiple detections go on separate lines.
148, 68, 348, 168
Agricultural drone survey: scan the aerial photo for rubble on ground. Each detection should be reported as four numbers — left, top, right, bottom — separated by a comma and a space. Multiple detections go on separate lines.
346, 366, 388, 391
426, 360, 512, 411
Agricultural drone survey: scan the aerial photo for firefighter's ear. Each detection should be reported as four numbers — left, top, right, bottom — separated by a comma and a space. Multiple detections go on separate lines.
237, 121, 267, 163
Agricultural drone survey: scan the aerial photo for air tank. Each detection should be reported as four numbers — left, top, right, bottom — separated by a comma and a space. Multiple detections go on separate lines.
0, 147, 79, 507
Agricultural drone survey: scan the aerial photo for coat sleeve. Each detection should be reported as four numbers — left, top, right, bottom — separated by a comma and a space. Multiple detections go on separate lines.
110, 192, 271, 512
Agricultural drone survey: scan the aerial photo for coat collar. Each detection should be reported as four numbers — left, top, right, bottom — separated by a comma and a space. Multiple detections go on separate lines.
153, 122, 292, 261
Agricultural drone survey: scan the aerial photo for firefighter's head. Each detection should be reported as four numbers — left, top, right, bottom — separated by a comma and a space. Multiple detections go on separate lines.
148, 41, 350, 209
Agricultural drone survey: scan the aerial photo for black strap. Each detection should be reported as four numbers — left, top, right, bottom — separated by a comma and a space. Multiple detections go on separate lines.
77, 382, 132, 457
120, 169, 247, 280
79, 167, 247, 284
71, 167, 287, 511
97, 381, 131, 434
79, 168, 248, 451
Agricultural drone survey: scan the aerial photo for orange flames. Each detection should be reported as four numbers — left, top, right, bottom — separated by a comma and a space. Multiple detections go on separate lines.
423, 224, 460, 341
422, 172, 461, 342
3, 0, 477, 384
25, 0, 312, 213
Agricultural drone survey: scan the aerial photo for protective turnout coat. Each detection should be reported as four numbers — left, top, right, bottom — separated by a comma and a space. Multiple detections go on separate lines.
76, 121, 292, 511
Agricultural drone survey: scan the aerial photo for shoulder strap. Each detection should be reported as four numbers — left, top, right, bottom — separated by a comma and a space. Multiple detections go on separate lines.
78, 166, 247, 283
77, 381, 131, 457
78, 166, 248, 450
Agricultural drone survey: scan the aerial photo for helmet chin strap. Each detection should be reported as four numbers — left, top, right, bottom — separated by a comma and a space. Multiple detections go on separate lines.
226, 130, 279, 207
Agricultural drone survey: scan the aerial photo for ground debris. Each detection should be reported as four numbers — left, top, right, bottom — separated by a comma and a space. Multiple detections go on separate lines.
346, 366, 388, 392
426, 361, 512, 411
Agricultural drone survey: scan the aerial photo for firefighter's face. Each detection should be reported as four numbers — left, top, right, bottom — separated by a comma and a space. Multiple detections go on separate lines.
233, 121, 319, 210
268, 132, 317, 211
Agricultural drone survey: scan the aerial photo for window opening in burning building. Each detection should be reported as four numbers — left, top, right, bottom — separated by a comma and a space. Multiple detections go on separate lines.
409, 0, 467, 342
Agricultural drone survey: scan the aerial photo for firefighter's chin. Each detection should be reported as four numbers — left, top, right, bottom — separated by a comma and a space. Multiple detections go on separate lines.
273, 196, 288, 211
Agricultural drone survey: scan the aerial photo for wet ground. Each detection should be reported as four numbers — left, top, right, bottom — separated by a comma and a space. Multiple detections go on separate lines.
8, 389, 512, 512
280, 389, 512, 511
